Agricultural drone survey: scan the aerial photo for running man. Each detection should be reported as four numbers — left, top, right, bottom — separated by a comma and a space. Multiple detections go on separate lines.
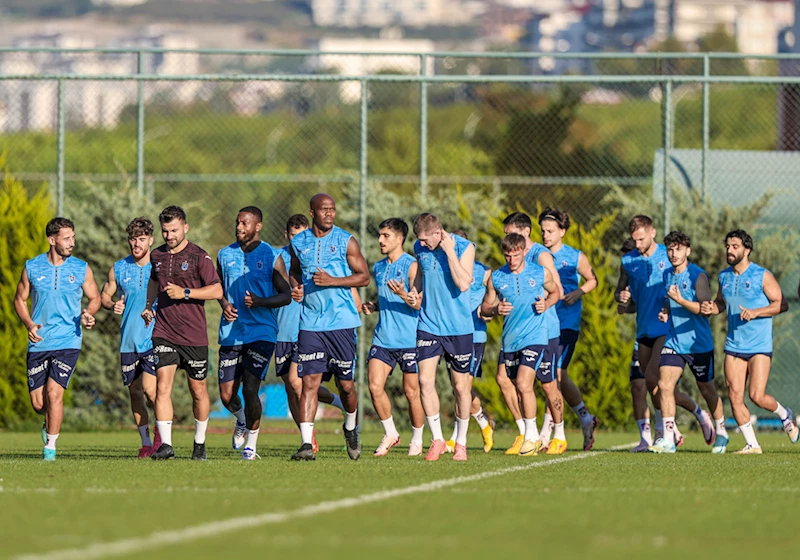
615, 215, 706, 452
649, 231, 726, 453
289, 194, 370, 461
143, 206, 223, 461
361, 218, 425, 457
481, 233, 564, 455
273, 214, 345, 454
216, 207, 291, 460
100, 217, 160, 458
538, 208, 599, 450
501, 212, 563, 451
14, 217, 101, 460
701, 229, 798, 453
412, 213, 475, 461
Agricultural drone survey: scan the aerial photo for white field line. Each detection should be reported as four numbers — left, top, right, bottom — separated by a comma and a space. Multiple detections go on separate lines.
14, 443, 634, 560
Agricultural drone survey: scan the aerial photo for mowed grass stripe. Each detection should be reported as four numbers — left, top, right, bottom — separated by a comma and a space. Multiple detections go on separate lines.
14, 443, 635, 560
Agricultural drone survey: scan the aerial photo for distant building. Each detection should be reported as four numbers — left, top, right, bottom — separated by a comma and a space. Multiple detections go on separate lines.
310, 0, 478, 28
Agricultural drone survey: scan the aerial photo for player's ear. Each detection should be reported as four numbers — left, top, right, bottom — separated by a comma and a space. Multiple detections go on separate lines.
686, 247, 691, 257
183, 222, 189, 234
255, 222, 263, 233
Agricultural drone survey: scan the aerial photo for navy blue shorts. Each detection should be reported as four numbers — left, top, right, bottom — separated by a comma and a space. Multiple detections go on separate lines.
416, 330, 473, 374
152, 338, 209, 381
218, 341, 276, 383
120, 350, 155, 386
369, 345, 417, 374
502, 344, 555, 383
629, 348, 644, 381
636, 335, 663, 348
724, 350, 773, 361
557, 329, 579, 370
471, 342, 486, 378
26, 349, 80, 392
297, 328, 357, 381
275, 341, 298, 377
660, 347, 714, 383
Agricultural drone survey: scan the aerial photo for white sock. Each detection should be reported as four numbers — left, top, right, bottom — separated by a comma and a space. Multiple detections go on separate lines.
455, 417, 469, 446
426, 414, 444, 441
524, 417, 539, 441
232, 406, 246, 425
773, 402, 789, 422
449, 424, 458, 443
663, 416, 676, 442
411, 425, 424, 445
515, 418, 526, 435
330, 394, 344, 411
572, 401, 592, 426
692, 403, 703, 422
194, 418, 208, 444
45, 432, 59, 450
637, 419, 652, 444
541, 413, 554, 438
715, 417, 728, 437
739, 421, 760, 448
245, 428, 259, 452
554, 421, 565, 441
138, 425, 152, 447
380, 416, 399, 438
344, 410, 357, 431
654, 409, 663, 433
156, 420, 173, 446
471, 407, 490, 430
300, 422, 314, 445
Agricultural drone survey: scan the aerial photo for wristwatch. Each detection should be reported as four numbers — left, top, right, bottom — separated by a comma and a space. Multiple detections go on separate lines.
183, 288, 191, 300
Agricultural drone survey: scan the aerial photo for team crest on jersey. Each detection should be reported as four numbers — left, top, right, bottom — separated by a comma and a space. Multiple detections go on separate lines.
181, 261, 189, 271
68, 274, 75, 283
561, 260, 568, 268
658, 261, 666, 270
745, 281, 751, 290
330, 245, 337, 254
528, 278, 536, 287
682, 281, 689, 290
257, 261, 263, 270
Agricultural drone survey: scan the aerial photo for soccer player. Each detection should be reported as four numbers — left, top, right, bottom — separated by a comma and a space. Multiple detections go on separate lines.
481, 233, 564, 455
14, 217, 101, 460
100, 217, 160, 458
615, 215, 708, 452
143, 206, 223, 461
361, 218, 425, 457
538, 208, 599, 451
289, 194, 370, 461
649, 231, 726, 453
444, 229, 495, 455
701, 229, 798, 453
216, 207, 291, 460
412, 213, 475, 461
274, 214, 345, 453
501, 212, 563, 451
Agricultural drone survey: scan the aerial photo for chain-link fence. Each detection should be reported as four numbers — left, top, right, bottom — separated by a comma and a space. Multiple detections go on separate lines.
2, 48, 799, 430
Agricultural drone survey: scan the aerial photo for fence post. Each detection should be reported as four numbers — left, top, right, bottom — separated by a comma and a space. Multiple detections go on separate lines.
136, 50, 145, 198
701, 54, 710, 201
663, 79, 672, 233
356, 79, 369, 429
56, 79, 65, 216
419, 53, 428, 201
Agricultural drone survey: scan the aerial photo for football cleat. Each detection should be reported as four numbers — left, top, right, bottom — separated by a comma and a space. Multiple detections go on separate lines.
782, 408, 799, 444
408, 441, 423, 457
519, 439, 543, 456
291, 443, 316, 461
373, 434, 401, 457
481, 421, 495, 453
152, 425, 162, 450
583, 415, 599, 451
241, 447, 260, 460
711, 433, 729, 454
232, 421, 247, 450
311, 431, 319, 454
453, 443, 468, 461
698, 410, 715, 445
425, 439, 447, 461
630, 440, 650, 453
191, 442, 207, 461
445, 439, 456, 454
343, 425, 361, 460
137, 445, 155, 459
735, 444, 762, 455
41, 421, 47, 445
151, 443, 175, 460
648, 437, 676, 454
42, 447, 56, 461
506, 434, 525, 455
546, 438, 567, 455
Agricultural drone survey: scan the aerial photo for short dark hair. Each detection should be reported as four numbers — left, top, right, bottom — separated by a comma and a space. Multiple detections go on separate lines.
725, 229, 754, 251
126, 217, 154, 239
285, 214, 309, 232
629, 215, 653, 233
239, 206, 262, 223
503, 212, 532, 231
538, 207, 570, 230
664, 230, 691, 248
452, 229, 468, 240
46, 217, 74, 237
620, 238, 636, 253
159, 205, 186, 224
379, 217, 409, 242
501, 233, 527, 253
413, 213, 441, 235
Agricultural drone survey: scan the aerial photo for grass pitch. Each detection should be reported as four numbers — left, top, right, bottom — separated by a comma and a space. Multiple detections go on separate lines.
1, 422, 799, 560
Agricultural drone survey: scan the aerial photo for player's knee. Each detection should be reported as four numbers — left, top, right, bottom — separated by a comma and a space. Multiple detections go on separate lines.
656, 378, 674, 396
748, 388, 767, 407
46, 386, 63, 405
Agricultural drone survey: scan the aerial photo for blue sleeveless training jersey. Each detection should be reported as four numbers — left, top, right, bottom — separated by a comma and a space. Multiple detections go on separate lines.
622, 244, 670, 339
273, 246, 301, 343
719, 263, 773, 354
291, 226, 362, 332
471, 262, 490, 343
26, 254, 87, 352
492, 262, 549, 352
113, 256, 154, 353
526, 242, 560, 338
663, 263, 714, 354
372, 252, 418, 349
551, 244, 582, 331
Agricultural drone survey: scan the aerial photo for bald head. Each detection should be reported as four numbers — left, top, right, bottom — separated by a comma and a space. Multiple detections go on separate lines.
309, 193, 336, 233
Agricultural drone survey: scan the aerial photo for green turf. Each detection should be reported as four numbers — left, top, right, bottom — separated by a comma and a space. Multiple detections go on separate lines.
1, 423, 799, 559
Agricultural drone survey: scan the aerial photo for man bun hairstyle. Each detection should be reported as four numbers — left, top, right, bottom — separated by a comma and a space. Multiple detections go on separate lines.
538, 207, 570, 230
